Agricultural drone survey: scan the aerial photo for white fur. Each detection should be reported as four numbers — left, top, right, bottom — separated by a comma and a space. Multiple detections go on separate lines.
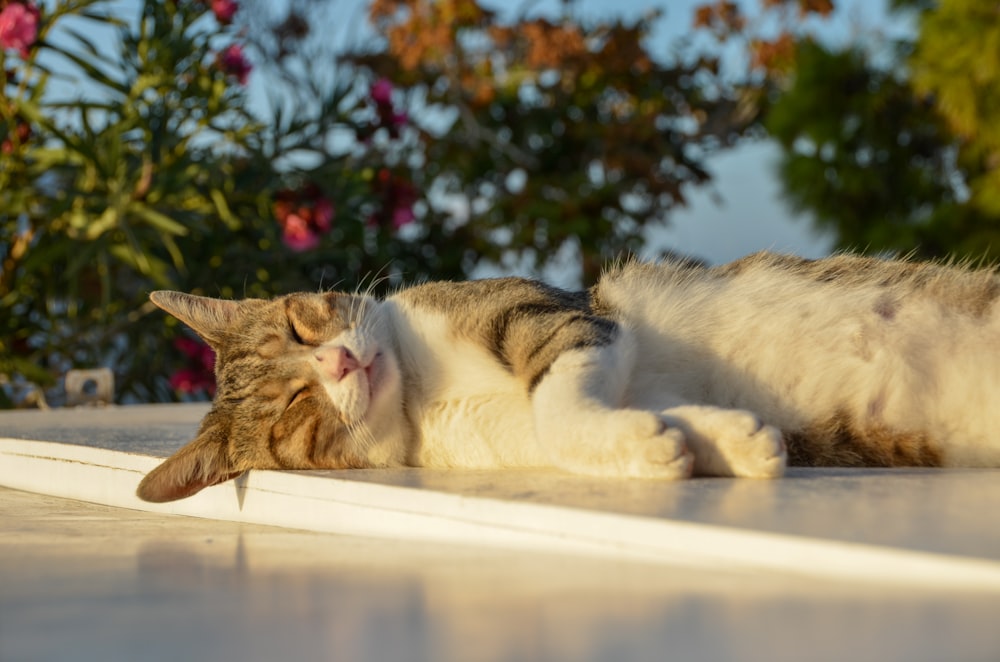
320, 257, 1000, 478
371, 297, 772, 478
531, 343, 694, 478
311, 307, 409, 467
383, 302, 545, 468
598, 261, 1000, 468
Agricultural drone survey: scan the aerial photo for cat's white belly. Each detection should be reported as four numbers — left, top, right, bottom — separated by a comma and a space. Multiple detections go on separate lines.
609, 271, 1000, 466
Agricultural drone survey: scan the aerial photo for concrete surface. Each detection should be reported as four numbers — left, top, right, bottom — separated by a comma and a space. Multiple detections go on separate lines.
3, 488, 1000, 662
3, 404, 1000, 586
2, 404, 1000, 661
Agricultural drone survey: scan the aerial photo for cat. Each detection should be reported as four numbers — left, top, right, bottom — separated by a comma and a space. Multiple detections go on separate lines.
136, 251, 1000, 503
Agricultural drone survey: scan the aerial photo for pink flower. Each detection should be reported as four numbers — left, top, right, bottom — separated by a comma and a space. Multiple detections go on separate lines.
175, 337, 215, 373
0, 2, 40, 58
370, 78, 393, 105
273, 186, 334, 251
391, 206, 415, 229
391, 111, 409, 127
171, 337, 216, 395
169, 369, 215, 395
369, 168, 419, 231
313, 197, 334, 231
370, 79, 409, 138
217, 43, 252, 85
1, 120, 31, 154
281, 212, 320, 251
174, 336, 202, 358
211, 0, 239, 24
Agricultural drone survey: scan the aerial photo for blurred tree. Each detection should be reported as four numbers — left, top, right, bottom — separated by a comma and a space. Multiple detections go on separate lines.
0, 0, 763, 407
763, 41, 960, 253
348, 0, 759, 282
909, 0, 1000, 221
2, 0, 273, 405
697, 0, 1000, 260
0, 0, 419, 406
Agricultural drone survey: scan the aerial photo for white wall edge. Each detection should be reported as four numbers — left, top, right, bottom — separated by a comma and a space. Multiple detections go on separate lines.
4, 437, 1000, 592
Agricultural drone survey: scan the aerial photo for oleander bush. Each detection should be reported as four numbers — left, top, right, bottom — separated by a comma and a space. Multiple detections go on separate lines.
0, 0, 758, 406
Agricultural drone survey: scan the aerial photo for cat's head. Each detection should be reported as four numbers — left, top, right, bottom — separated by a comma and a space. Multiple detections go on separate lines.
136, 290, 404, 503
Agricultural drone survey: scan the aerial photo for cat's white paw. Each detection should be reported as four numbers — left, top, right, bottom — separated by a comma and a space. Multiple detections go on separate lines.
661, 406, 786, 478
540, 409, 693, 480
616, 413, 693, 479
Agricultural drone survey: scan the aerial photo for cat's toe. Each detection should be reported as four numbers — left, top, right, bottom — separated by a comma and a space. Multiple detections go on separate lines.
622, 426, 693, 479
727, 410, 766, 436
730, 424, 786, 478
663, 405, 787, 478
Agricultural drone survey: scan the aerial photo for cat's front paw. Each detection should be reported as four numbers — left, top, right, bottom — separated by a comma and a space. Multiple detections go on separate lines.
617, 415, 694, 480
540, 409, 693, 480
661, 406, 786, 478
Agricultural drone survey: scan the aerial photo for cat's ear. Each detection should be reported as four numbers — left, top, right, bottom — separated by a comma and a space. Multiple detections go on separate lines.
150, 291, 242, 347
136, 414, 245, 503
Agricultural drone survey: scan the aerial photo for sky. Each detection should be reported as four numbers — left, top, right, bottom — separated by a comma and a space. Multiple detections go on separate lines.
650, 142, 834, 265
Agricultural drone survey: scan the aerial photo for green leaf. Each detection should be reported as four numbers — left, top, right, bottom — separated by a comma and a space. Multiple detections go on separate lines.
160, 233, 186, 271
85, 207, 119, 239
63, 26, 119, 64
10, 357, 56, 386
108, 242, 171, 287
210, 188, 240, 230
44, 43, 128, 96
76, 11, 129, 29
128, 203, 190, 236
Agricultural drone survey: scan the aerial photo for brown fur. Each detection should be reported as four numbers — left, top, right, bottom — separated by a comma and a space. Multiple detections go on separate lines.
786, 410, 943, 468
398, 279, 615, 390
135, 291, 372, 502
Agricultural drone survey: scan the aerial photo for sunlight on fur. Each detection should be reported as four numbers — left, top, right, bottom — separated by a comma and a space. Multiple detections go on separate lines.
137, 252, 1000, 503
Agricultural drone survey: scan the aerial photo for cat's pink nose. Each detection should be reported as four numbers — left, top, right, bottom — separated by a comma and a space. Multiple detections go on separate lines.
314, 346, 361, 381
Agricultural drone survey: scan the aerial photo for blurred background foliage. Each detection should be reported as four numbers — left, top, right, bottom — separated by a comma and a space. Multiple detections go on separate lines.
1, 0, 999, 407
717, 0, 1000, 258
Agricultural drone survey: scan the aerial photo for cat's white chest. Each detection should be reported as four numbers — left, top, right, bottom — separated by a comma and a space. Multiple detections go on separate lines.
385, 303, 544, 468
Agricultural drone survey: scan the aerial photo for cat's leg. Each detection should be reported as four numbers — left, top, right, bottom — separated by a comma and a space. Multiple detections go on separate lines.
659, 405, 786, 478
532, 344, 694, 479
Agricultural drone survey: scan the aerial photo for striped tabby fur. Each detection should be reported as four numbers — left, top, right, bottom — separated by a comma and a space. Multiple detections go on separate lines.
136, 252, 1000, 502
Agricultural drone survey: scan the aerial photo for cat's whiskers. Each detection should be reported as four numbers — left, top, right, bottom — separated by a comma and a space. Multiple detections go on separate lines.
347, 417, 379, 458
352, 268, 380, 300
318, 278, 346, 295
351, 273, 392, 329
353, 264, 395, 313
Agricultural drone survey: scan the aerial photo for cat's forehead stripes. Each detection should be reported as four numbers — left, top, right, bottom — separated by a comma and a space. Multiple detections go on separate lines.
283, 292, 369, 341
285, 292, 337, 325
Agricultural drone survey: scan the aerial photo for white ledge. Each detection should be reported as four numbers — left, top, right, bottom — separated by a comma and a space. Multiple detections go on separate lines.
2, 403, 1000, 592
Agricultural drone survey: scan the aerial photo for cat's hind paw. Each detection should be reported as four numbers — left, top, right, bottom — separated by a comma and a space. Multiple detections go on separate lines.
725, 418, 786, 478
661, 406, 787, 478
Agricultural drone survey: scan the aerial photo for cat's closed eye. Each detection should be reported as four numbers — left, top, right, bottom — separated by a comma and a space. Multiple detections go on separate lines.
289, 319, 316, 346
287, 385, 311, 408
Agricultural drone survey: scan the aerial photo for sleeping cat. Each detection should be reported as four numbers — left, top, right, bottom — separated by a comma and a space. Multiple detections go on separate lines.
136, 251, 1000, 503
